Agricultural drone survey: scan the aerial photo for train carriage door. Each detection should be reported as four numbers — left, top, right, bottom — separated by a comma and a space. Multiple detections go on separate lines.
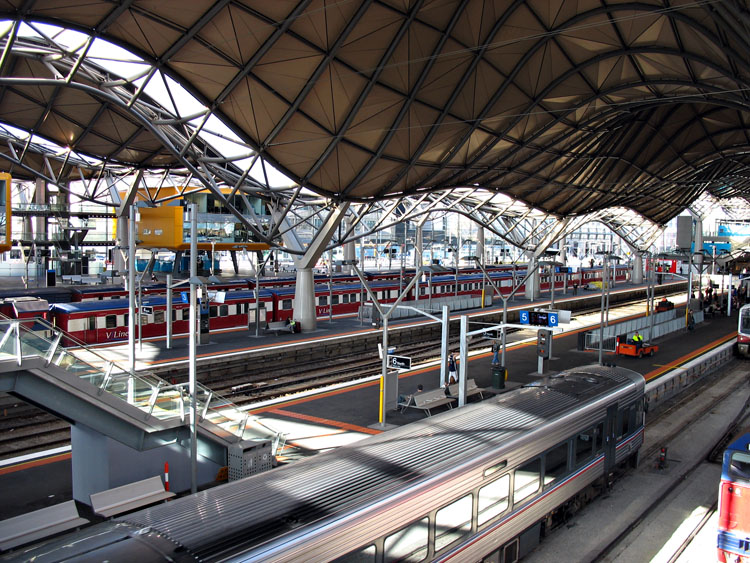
604, 404, 618, 474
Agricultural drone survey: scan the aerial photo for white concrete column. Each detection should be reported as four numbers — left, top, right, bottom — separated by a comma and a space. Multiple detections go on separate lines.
633, 253, 644, 284
33, 179, 47, 237
416, 225, 423, 268
294, 268, 316, 330
694, 218, 703, 254
559, 236, 567, 265
524, 253, 539, 300
115, 216, 128, 281
477, 227, 485, 265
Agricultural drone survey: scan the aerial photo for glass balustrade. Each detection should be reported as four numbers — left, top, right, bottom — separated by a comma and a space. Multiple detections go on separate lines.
0, 318, 284, 453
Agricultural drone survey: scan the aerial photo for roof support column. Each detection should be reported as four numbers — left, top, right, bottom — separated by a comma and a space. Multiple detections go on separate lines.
343, 220, 355, 275
632, 252, 644, 284
476, 227, 485, 266
694, 218, 703, 254
524, 252, 539, 300
415, 224, 423, 268
559, 236, 567, 265
272, 202, 350, 332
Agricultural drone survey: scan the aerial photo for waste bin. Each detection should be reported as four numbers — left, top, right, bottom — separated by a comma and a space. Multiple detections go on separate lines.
491, 365, 506, 389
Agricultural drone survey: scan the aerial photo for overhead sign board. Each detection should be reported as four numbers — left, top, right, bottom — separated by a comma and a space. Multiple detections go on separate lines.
388, 355, 412, 370
529, 311, 549, 326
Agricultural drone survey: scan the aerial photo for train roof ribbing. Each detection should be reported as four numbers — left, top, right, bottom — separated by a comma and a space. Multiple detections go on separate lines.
116, 365, 643, 560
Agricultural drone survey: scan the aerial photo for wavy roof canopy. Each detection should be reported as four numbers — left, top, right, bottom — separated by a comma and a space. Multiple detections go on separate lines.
1, 1, 749, 225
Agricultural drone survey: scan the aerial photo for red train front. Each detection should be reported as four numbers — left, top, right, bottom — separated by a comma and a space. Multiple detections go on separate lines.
718, 434, 750, 562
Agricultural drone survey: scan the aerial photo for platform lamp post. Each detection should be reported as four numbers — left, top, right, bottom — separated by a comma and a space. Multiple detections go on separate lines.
538, 256, 563, 360
250, 252, 274, 338
471, 256, 539, 380
188, 203, 198, 494
127, 205, 137, 404
595, 252, 621, 365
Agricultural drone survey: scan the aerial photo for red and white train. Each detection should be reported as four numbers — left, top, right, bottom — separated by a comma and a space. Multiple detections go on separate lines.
44, 265, 629, 346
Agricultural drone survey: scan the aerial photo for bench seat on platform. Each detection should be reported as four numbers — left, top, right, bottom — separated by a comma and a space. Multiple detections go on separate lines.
0, 500, 89, 551
90, 476, 175, 518
263, 321, 295, 336
399, 388, 455, 416
447, 378, 487, 401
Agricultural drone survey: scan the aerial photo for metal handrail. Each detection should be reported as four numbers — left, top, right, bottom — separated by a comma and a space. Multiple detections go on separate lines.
0, 317, 286, 453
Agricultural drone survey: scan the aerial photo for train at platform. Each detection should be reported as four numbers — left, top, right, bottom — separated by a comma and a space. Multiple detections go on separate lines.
718, 433, 750, 563
45, 265, 629, 345
737, 304, 750, 358
11, 364, 645, 562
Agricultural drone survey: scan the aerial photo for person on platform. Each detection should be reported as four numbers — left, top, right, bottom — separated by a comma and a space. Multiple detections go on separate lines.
398, 384, 423, 406
447, 353, 458, 387
632, 330, 643, 350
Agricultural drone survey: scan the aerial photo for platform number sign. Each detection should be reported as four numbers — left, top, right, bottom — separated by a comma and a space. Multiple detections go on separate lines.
519, 310, 530, 325
548, 312, 558, 327
389, 355, 412, 370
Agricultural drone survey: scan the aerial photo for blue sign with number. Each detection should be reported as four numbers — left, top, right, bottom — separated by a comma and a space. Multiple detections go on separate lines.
548, 312, 558, 327
520, 310, 529, 324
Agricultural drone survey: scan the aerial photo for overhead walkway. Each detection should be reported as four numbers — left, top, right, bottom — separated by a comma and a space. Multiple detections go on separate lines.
0, 318, 283, 500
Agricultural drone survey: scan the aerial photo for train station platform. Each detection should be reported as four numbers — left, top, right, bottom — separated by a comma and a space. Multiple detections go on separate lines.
0, 280, 738, 524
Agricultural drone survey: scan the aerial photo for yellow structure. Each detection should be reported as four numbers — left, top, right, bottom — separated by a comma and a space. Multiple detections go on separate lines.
136, 206, 269, 252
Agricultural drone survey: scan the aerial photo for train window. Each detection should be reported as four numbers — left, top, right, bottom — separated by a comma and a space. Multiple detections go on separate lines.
729, 452, 750, 482
621, 406, 634, 437
332, 295, 339, 305
182, 309, 190, 321
435, 494, 472, 551
319, 296, 328, 306
384, 517, 428, 562
594, 422, 604, 454
333, 545, 376, 562
210, 306, 218, 318
105, 315, 117, 329
575, 429, 595, 467
87, 317, 95, 331
478, 474, 510, 525
483, 460, 507, 477
282, 299, 292, 310
543, 442, 570, 488
513, 458, 540, 504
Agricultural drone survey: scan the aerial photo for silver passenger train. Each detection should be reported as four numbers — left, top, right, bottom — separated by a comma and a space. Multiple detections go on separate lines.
11, 365, 645, 563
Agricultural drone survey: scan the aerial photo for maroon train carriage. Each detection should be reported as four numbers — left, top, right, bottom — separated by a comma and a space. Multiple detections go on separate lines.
49, 289, 275, 345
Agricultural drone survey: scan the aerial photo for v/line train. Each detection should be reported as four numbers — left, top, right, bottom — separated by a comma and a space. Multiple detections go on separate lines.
737, 304, 750, 357
718, 434, 750, 562
12, 364, 645, 562
0, 263, 626, 305
46, 266, 629, 346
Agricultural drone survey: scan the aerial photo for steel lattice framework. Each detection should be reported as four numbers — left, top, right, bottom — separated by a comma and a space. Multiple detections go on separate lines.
0, 1, 748, 254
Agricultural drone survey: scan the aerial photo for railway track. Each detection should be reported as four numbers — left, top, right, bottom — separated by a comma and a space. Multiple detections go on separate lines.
0, 291, 681, 460
528, 362, 748, 562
